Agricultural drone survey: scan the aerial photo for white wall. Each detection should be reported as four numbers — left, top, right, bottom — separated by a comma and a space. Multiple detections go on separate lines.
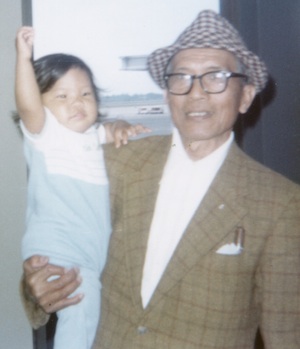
0, 0, 33, 348
32, 0, 219, 96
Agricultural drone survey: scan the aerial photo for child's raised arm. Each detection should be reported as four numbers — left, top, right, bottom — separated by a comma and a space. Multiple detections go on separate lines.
15, 27, 45, 133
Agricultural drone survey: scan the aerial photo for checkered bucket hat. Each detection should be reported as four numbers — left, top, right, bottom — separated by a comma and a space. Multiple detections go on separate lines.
147, 10, 268, 93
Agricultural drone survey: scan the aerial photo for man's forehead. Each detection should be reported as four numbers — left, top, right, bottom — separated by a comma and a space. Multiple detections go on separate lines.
169, 48, 238, 70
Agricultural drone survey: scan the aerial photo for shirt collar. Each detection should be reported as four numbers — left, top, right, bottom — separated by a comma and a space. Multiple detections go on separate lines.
169, 127, 234, 166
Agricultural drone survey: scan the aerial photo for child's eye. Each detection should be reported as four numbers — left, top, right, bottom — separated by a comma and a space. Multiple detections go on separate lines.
83, 92, 92, 97
57, 94, 67, 99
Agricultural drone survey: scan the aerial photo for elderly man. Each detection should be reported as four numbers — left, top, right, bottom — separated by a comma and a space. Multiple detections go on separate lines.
22, 10, 300, 349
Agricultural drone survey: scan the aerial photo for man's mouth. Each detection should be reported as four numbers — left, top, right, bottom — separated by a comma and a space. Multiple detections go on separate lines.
187, 111, 211, 118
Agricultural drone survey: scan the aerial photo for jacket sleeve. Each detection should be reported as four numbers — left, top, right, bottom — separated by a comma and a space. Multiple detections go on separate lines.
257, 191, 300, 348
20, 275, 50, 329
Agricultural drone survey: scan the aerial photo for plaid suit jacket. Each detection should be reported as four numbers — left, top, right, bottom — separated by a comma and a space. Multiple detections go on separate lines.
94, 135, 300, 349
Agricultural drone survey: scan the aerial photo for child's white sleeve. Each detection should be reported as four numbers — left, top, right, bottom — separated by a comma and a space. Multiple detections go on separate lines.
19, 107, 55, 144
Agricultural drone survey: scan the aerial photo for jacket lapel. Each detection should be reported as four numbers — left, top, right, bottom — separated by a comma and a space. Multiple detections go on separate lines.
147, 143, 249, 309
122, 136, 172, 309
123, 139, 249, 311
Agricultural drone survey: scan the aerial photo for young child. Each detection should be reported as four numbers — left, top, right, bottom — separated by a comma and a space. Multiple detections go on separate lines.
15, 27, 149, 349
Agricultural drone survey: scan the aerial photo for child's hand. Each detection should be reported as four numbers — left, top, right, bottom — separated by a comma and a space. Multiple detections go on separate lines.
104, 120, 151, 148
16, 26, 34, 60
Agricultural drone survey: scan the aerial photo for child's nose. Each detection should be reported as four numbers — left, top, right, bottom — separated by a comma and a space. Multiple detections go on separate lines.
71, 96, 84, 105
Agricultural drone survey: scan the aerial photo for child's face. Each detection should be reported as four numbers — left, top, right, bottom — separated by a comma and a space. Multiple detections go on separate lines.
41, 68, 98, 133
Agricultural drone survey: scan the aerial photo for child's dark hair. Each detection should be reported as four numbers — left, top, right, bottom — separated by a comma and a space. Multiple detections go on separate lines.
33, 53, 100, 105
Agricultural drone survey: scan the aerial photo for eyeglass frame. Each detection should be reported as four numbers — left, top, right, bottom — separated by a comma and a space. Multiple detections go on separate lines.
164, 70, 249, 95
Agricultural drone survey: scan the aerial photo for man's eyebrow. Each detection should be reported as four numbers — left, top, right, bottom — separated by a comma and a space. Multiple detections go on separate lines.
205, 65, 226, 70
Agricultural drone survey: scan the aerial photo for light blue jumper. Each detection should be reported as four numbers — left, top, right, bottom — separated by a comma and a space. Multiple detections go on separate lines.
21, 110, 111, 349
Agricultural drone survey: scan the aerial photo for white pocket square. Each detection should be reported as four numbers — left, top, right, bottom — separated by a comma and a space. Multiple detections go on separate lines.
216, 226, 245, 255
216, 243, 243, 255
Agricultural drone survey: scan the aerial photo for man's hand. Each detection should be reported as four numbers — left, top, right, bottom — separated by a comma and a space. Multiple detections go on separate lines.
23, 255, 83, 314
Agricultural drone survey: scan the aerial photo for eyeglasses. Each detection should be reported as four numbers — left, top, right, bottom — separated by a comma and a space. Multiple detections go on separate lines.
164, 70, 248, 95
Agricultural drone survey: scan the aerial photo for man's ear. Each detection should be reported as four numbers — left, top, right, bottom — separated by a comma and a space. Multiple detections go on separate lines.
239, 84, 256, 114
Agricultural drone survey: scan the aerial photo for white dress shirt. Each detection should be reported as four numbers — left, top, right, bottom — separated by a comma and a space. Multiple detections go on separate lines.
141, 128, 233, 308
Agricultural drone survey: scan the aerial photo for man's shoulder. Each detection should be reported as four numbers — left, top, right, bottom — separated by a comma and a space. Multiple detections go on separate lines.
230, 143, 300, 195
103, 134, 172, 171
105, 134, 170, 150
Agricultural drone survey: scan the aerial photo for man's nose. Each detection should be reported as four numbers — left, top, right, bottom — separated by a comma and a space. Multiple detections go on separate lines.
189, 77, 207, 98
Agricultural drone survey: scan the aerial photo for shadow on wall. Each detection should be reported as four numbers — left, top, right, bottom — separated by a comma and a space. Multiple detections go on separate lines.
234, 76, 276, 147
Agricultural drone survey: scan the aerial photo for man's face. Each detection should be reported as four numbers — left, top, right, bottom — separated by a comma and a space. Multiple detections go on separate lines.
165, 48, 255, 155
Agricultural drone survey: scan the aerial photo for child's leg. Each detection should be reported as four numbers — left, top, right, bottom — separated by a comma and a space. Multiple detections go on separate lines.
53, 268, 101, 349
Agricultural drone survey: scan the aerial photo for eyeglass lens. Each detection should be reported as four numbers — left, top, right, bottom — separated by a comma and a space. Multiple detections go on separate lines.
166, 71, 231, 95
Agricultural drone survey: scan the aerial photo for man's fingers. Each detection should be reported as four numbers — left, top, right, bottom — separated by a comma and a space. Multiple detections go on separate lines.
46, 267, 81, 292
35, 269, 82, 313
43, 293, 84, 314
23, 255, 49, 273
37, 267, 79, 295
26, 265, 69, 298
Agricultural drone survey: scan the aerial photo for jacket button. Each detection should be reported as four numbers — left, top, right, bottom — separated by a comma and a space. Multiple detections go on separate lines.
137, 326, 148, 334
